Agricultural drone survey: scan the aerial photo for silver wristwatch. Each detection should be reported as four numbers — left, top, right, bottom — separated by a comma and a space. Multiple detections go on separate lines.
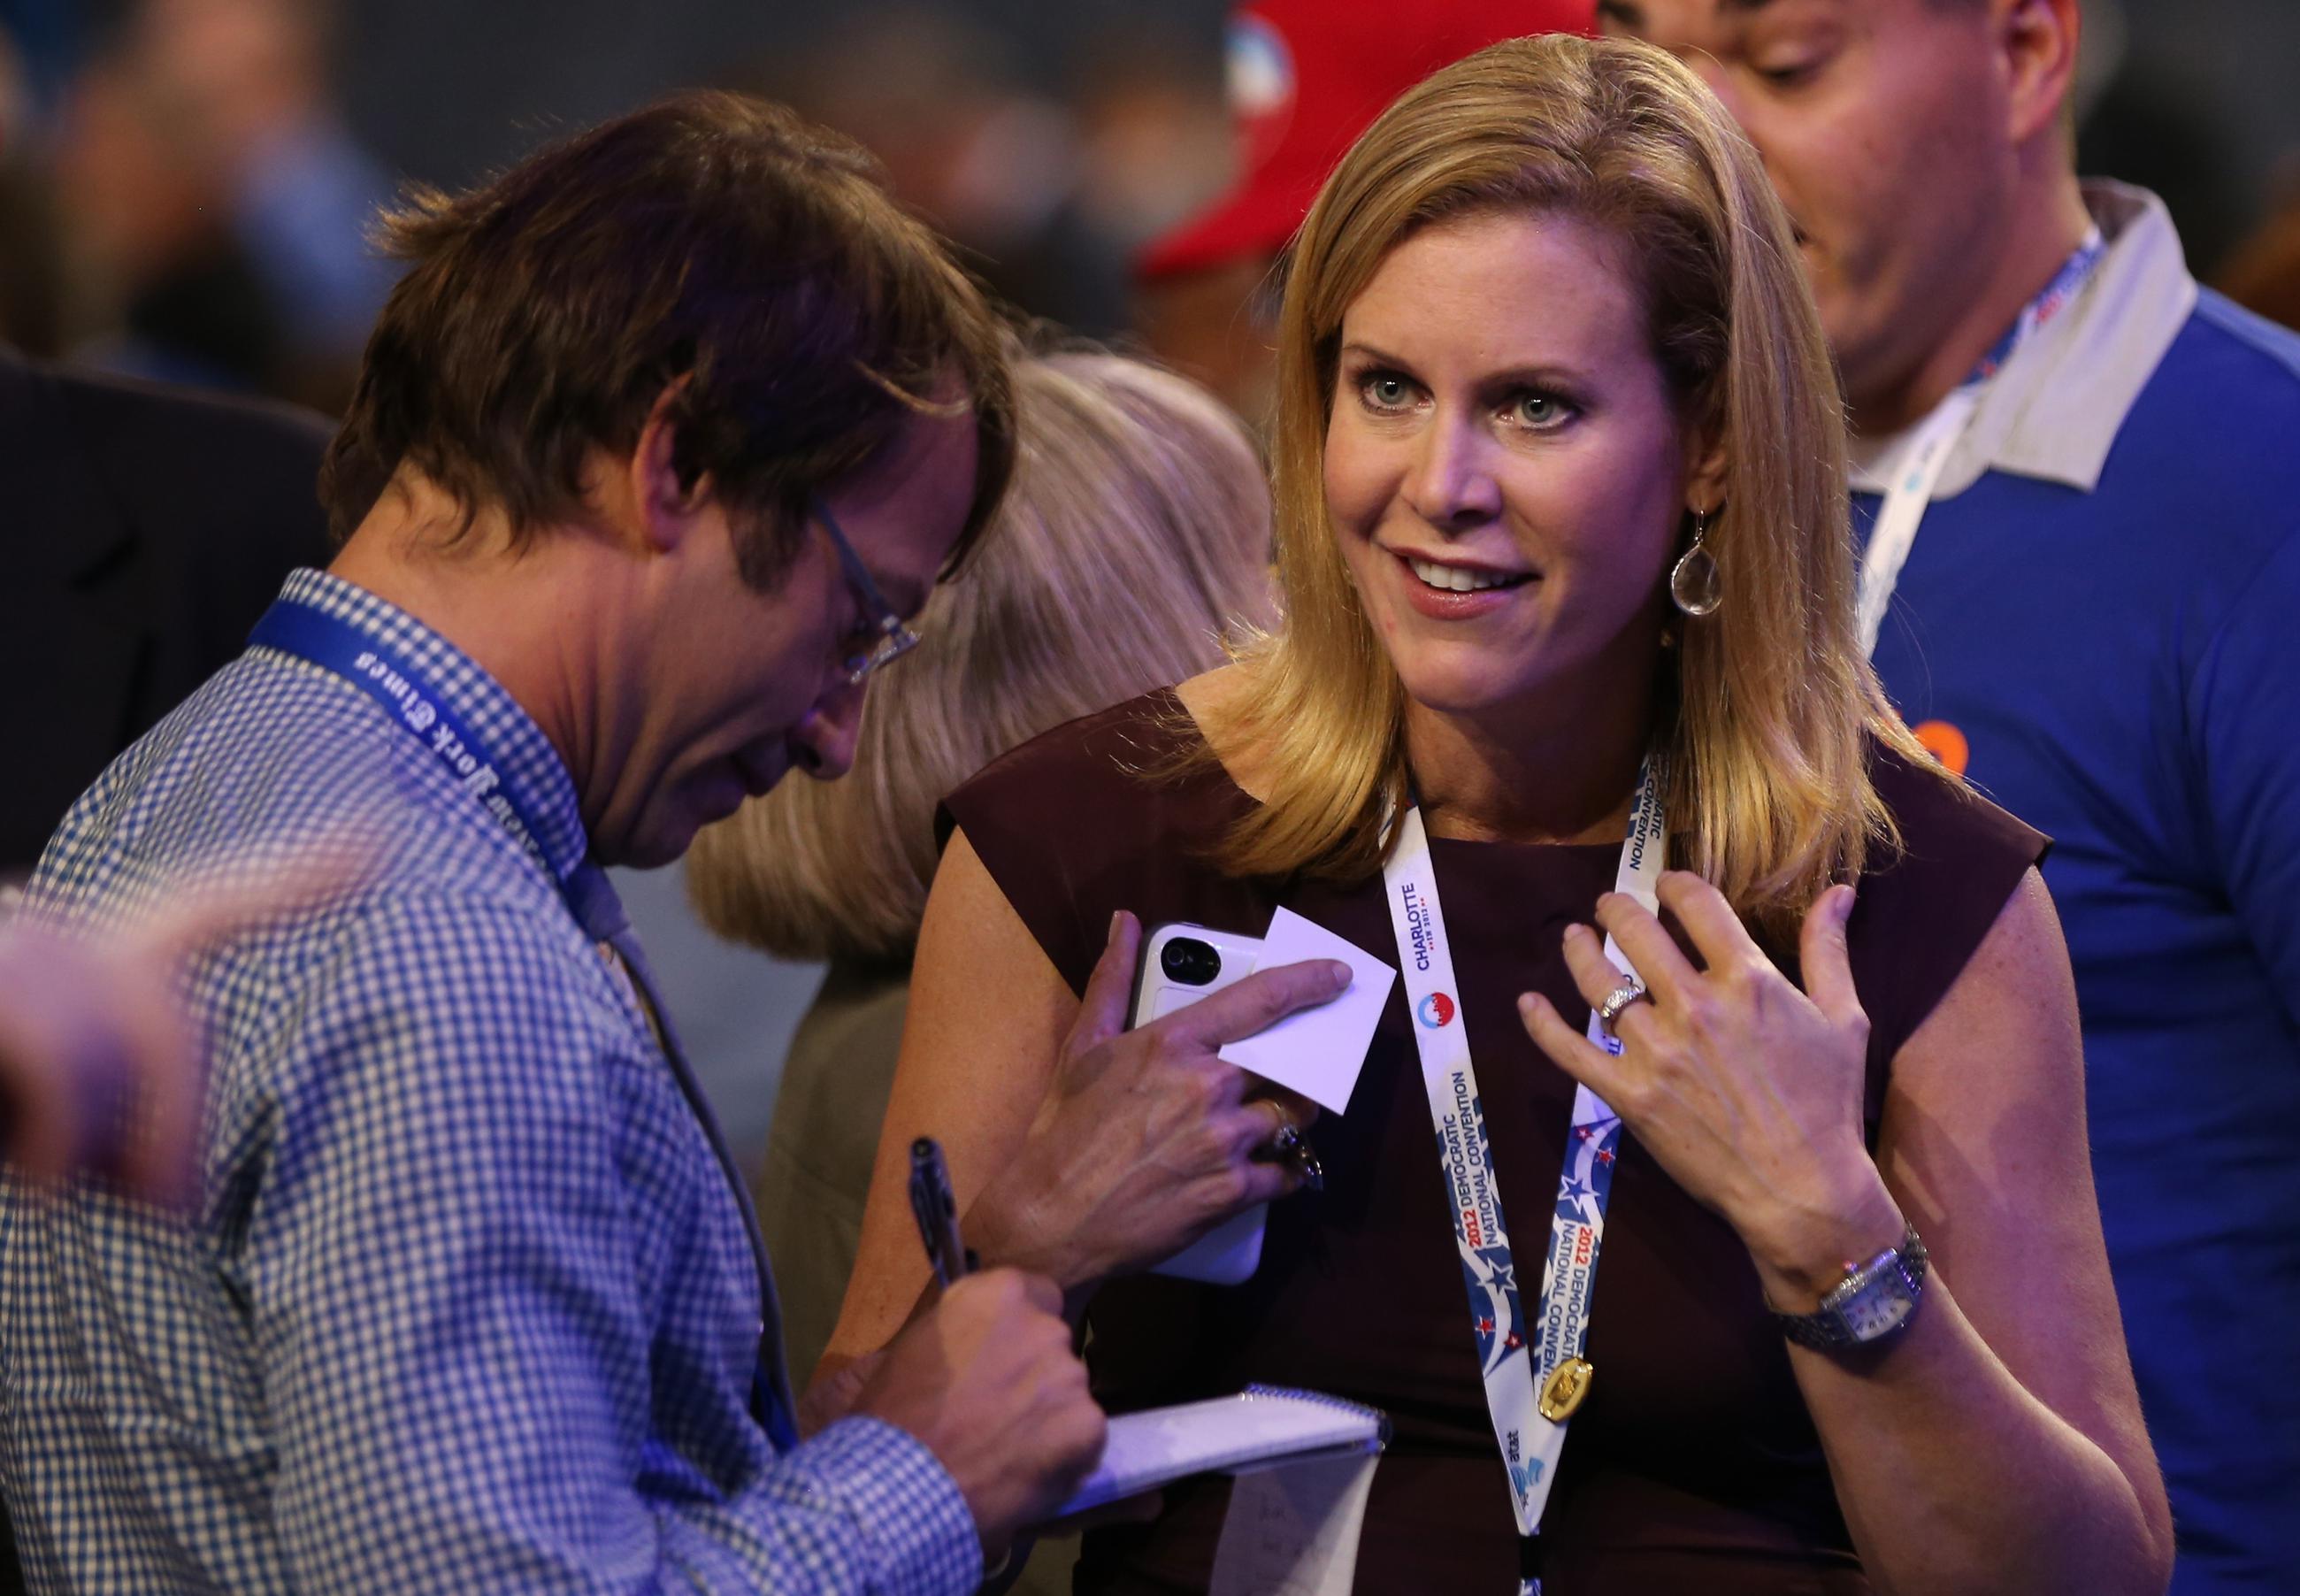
1773, 1224, 1928, 1350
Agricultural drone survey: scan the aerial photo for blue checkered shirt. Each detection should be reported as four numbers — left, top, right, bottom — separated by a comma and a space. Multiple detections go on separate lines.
0, 570, 980, 1593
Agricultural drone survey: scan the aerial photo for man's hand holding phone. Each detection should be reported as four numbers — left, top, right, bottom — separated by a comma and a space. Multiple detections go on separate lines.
964, 910, 1344, 1293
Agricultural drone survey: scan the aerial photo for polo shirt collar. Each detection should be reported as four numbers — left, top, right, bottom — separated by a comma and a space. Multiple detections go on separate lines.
273, 567, 593, 886
1849, 180, 2198, 500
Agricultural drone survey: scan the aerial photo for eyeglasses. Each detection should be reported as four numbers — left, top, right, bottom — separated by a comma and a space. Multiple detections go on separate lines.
814, 498, 922, 687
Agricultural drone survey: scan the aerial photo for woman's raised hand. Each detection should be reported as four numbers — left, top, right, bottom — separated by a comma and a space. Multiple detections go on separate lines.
1517, 871, 1905, 1308
965, 910, 1339, 1293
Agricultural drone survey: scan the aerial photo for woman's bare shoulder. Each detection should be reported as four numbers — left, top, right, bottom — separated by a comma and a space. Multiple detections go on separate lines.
1174, 661, 1271, 803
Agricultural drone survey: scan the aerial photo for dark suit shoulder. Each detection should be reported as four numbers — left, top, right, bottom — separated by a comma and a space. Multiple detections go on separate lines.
0, 351, 338, 871
50, 360, 335, 546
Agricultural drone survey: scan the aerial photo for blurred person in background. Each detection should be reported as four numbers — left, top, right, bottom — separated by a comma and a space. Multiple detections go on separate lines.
1133, 0, 1595, 429
1606, 2, 2300, 1589
0, 342, 334, 876
3, 21, 336, 879
0, 24, 70, 359
751, 6, 1230, 341
687, 345, 1274, 1596
2216, 184, 2300, 332
44, 0, 392, 409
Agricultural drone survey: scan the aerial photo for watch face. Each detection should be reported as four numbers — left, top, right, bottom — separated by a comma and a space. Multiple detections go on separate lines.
1832, 1270, 1917, 1342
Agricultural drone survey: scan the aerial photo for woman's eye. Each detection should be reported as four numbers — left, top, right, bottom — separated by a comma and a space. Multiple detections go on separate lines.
1510, 391, 1574, 429
1360, 372, 1415, 411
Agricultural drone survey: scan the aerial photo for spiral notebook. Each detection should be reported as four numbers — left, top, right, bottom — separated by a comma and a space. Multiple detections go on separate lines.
1054, 1385, 1391, 1515
1048, 1387, 1388, 1596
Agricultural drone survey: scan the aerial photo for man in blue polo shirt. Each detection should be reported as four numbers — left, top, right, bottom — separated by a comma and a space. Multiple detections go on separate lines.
1608, 3, 2300, 1590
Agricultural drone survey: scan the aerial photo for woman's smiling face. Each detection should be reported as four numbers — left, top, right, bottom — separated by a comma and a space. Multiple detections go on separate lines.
1323, 208, 1703, 722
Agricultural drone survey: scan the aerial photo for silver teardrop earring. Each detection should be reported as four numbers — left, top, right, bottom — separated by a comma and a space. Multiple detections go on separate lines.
1671, 510, 1724, 617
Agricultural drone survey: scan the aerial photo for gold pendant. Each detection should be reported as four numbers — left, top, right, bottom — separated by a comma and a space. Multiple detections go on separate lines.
1538, 1356, 1594, 1422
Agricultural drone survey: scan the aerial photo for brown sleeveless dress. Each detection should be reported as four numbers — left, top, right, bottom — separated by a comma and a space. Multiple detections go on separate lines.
941, 690, 2047, 1596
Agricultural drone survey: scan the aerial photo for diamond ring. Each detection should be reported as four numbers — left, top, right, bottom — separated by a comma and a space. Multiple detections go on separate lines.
1595, 978, 1652, 1032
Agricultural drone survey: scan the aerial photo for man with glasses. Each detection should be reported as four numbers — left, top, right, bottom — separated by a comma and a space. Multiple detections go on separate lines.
0, 93, 1343, 1595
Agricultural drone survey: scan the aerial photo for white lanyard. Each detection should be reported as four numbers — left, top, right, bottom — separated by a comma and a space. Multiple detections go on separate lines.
1380, 758, 1667, 1587
1854, 228, 2105, 657
1852, 388, 1978, 657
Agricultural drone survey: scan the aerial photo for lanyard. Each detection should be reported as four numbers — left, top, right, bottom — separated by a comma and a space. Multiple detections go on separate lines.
1854, 228, 2106, 657
249, 598, 562, 886
1380, 757, 1667, 1591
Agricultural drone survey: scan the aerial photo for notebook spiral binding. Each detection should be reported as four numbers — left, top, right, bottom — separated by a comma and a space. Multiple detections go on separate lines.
1241, 1384, 1395, 1451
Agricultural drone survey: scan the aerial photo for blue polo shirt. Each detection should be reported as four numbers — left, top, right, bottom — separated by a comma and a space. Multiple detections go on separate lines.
1855, 184, 2300, 1596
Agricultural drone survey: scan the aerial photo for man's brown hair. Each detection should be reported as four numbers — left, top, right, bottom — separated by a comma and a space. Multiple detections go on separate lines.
320, 90, 1015, 587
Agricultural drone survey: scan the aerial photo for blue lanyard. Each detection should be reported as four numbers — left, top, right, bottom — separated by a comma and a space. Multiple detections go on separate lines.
1966, 226, 2105, 387
249, 598, 559, 882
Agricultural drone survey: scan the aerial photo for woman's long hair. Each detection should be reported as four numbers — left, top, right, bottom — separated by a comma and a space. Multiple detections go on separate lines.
1188, 33, 1936, 931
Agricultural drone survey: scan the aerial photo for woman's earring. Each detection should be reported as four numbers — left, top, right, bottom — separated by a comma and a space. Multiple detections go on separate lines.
1671, 510, 1724, 617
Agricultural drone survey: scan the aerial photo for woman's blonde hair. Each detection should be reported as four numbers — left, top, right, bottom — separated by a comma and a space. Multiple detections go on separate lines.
1193, 33, 1932, 929
687, 349, 1274, 963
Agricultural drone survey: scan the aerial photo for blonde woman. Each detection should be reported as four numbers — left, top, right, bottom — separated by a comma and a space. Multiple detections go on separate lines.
687, 348, 1276, 1391
833, 35, 2171, 1596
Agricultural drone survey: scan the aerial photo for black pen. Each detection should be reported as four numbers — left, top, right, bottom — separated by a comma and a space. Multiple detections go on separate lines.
908, 1136, 975, 1287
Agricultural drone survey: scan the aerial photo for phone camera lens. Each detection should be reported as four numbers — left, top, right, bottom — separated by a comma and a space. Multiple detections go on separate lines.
1161, 937, 1222, 986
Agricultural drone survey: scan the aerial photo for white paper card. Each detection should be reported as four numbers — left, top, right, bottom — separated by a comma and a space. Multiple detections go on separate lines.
1208, 1452, 1380, 1596
1216, 908, 1395, 1115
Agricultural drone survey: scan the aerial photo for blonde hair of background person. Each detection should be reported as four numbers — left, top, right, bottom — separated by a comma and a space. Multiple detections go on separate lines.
839, 35, 2170, 1593
690, 349, 1274, 968
1187, 30, 1921, 932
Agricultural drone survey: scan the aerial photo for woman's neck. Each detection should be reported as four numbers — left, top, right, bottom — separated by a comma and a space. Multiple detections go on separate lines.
1406, 667, 1657, 848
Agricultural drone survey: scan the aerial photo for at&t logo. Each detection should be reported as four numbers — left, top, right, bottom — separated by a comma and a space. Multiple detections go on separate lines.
1417, 992, 1457, 1030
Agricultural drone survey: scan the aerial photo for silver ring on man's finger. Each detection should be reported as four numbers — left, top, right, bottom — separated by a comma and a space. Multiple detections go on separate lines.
1269, 1121, 1325, 1193
1596, 978, 1652, 1034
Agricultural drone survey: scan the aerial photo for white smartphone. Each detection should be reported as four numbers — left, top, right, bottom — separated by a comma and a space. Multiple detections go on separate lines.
1131, 921, 1271, 1285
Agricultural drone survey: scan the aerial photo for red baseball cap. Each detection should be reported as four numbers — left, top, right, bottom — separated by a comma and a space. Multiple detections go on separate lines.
1138, 0, 1596, 280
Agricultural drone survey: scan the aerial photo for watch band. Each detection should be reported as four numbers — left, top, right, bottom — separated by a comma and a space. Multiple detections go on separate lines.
1773, 1223, 1928, 1350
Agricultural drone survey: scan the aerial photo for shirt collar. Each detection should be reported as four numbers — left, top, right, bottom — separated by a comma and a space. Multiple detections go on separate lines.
274, 567, 593, 886
1849, 181, 2198, 499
